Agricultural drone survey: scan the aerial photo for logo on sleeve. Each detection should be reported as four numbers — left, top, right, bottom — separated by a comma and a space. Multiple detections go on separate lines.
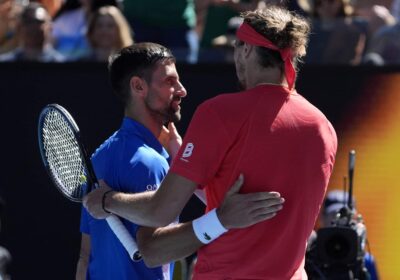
180, 143, 194, 162
203, 232, 211, 241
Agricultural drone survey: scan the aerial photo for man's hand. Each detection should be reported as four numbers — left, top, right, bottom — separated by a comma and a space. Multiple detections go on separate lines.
217, 174, 284, 229
158, 122, 182, 159
83, 180, 113, 219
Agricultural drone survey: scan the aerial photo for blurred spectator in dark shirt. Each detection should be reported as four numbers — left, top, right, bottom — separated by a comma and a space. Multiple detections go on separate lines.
302, 0, 367, 65
123, 0, 198, 63
196, 0, 260, 62
0, 2, 65, 62
198, 0, 259, 49
362, 0, 399, 65
364, 20, 400, 65
0, 0, 22, 54
353, 1, 395, 36
84, 5, 133, 62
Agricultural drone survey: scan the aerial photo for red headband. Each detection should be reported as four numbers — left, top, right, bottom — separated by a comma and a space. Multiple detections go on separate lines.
236, 22, 295, 90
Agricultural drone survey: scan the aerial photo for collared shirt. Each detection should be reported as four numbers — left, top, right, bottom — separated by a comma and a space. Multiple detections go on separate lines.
81, 117, 172, 280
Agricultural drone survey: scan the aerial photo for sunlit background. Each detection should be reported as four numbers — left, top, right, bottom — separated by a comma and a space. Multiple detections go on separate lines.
328, 73, 400, 279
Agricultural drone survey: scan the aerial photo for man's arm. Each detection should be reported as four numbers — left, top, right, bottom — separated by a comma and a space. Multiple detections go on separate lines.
136, 224, 201, 268
75, 233, 90, 280
83, 123, 194, 227
136, 176, 284, 267
84, 173, 197, 227
84, 173, 284, 229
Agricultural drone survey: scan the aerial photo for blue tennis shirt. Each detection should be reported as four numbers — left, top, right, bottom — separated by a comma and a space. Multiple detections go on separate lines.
80, 117, 173, 280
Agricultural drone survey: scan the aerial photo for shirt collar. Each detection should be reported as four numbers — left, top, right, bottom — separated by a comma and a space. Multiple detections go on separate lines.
120, 117, 169, 159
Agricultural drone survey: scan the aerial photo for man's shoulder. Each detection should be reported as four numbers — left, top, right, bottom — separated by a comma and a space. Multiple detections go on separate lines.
200, 91, 244, 111
292, 92, 328, 119
92, 131, 123, 159
92, 129, 157, 164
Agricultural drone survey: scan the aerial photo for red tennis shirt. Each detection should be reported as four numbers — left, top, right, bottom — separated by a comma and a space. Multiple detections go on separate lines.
170, 84, 337, 279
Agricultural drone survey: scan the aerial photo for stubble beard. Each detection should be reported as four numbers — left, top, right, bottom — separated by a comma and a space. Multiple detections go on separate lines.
165, 106, 181, 123
145, 99, 181, 124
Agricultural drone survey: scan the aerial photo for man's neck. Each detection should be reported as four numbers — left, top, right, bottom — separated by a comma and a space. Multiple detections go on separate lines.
246, 67, 287, 89
124, 106, 163, 139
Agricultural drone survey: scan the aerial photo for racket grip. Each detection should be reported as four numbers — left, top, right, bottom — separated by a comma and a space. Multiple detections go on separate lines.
106, 215, 142, 261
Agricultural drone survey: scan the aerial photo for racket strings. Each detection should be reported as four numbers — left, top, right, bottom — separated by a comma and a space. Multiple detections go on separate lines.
42, 109, 86, 199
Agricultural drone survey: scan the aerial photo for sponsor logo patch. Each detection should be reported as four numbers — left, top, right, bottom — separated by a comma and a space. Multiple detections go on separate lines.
181, 143, 194, 159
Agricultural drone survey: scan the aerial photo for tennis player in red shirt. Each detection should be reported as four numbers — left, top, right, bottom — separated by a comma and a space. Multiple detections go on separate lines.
85, 5, 337, 279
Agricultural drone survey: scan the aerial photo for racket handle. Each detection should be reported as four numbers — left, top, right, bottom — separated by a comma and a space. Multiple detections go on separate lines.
106, 215, 142, 261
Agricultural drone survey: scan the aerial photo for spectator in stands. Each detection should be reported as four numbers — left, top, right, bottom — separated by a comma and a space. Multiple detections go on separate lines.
198, 1, 308, 62
51, 0, 91, 60
0, 2, 65, 62
52, 0, 119, 60
302, 0, 367, 65
353, 1, 396, 37
196, 0, 259, 62
123, 0, 198, 63
364, 19, 400, 65
0, 0, 22, 54
362, 0, 399, 65
84, 5, 133, 62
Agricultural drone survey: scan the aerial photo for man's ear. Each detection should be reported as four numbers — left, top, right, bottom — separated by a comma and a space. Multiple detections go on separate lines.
130, 76, 148, 97
243, 42, 253, 58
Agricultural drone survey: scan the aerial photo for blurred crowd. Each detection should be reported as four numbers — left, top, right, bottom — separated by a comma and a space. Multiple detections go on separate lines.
0, 0, 399, 64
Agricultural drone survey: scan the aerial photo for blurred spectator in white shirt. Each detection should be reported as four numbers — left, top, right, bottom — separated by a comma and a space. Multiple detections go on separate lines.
51, 0, 120, 60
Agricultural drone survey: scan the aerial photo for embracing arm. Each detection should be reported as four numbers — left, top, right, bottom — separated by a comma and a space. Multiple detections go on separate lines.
75, 233, 90, 280
84, 173, 285, 228
84, 173, 197, 227
137, 223, 201, 267
136, 176, 285, 267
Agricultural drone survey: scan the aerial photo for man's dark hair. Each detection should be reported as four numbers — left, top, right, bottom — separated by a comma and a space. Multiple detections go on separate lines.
108, 43, 175, 105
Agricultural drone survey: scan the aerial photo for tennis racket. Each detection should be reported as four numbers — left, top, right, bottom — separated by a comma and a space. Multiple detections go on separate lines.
38, 104, 142, 261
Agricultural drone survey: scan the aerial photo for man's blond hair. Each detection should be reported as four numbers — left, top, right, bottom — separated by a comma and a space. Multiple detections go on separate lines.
241, 6, 310, 58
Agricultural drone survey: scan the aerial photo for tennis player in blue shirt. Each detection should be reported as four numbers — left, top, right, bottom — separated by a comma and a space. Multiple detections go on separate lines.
77, 43, 285, 279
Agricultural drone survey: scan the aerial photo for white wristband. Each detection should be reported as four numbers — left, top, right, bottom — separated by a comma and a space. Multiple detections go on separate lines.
192, 208, 228, 244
